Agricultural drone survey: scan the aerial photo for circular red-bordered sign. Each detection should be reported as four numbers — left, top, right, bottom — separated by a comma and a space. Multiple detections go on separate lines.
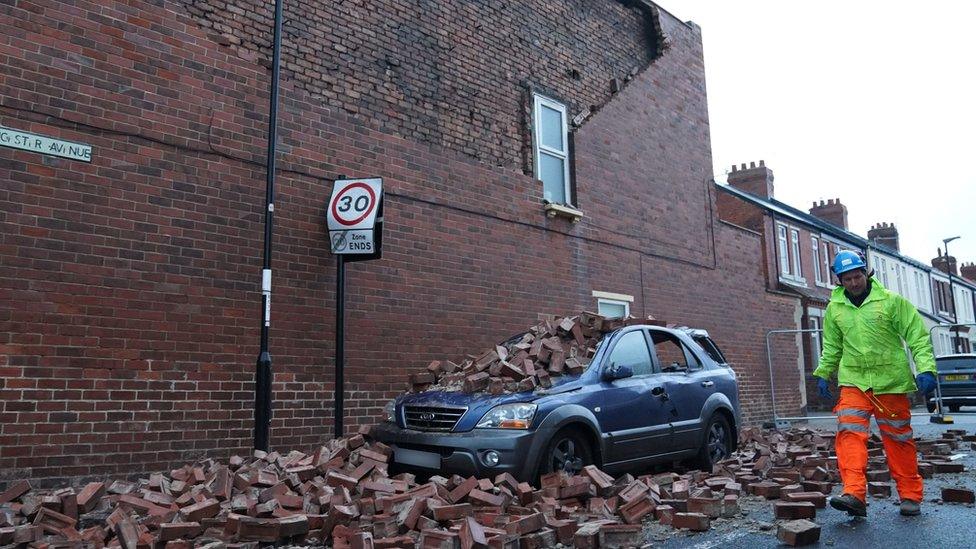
331, 182, 377, 227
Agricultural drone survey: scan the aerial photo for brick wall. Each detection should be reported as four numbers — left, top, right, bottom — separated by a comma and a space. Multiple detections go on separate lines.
0, 0, 799, 485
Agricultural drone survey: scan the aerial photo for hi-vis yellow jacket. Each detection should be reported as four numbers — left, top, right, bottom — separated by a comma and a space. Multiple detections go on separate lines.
813, 277, 936, 394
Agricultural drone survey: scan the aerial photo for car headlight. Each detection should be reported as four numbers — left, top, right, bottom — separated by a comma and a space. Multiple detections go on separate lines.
476, 403, 537, 429
384, 399, 396, 423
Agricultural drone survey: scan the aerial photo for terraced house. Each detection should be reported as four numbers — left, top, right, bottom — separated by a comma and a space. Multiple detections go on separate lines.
1, 0, 801, 484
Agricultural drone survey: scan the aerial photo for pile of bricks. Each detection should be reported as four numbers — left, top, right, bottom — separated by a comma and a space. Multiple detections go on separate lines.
410, 312, 665, 395
0, 429, 703, 549
1, 426, 971, 548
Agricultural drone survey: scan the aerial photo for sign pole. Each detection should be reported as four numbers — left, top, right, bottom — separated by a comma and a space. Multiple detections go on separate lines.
335, 253, 346, 438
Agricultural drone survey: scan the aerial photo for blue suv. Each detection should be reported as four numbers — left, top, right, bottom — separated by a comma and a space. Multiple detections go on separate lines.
372, 324, 740, 481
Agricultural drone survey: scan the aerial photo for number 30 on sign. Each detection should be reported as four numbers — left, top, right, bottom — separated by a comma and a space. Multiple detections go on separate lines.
327, 178, 382, 232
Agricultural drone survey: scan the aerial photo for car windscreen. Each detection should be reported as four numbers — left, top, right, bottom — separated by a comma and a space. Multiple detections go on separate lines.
935, 356, 976, 372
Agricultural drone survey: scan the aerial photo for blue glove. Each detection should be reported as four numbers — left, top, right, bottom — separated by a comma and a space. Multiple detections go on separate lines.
915, 372, 937, 395
817, 377, 832, 399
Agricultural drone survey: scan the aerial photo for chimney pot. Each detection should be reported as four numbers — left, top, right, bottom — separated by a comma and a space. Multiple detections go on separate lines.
731, 164, 737, 172
750, 161, 756, 168
740, 163, 747, 170
760, 160, 765, 166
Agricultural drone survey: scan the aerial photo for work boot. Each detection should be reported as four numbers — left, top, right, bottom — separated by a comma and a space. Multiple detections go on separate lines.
829, 493, 867, 517
899, 499, 921, 516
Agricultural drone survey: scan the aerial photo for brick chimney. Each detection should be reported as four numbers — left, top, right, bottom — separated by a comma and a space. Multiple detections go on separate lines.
867, 222, 899, 252
961, 262, 976, 284
809, 198, 849, 230
932, 248, 958, 276
727, 160, 774, 198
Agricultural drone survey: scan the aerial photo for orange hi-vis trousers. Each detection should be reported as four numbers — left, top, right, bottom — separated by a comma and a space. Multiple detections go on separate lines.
834, 386, 923, 502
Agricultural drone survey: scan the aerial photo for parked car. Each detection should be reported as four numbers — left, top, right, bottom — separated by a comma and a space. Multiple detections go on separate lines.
371, 324, 740, 482
927, 353, 976, 413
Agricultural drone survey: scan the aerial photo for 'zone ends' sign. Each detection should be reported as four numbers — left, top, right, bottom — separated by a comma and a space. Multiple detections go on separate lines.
327, 178, 383, 256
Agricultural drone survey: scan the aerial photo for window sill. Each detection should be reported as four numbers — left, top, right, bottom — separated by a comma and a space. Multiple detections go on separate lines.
544, 202, 584, 223
779, 275, 808, 286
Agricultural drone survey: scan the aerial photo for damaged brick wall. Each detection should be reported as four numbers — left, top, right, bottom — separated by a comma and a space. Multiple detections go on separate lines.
178, 0, 659, 172
0, 0, 798, 485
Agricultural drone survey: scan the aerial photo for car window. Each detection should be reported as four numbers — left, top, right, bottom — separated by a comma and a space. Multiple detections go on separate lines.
607, 331, 653, 376
936, 356, 976, 371
693, 335, 728, 365
650, 331, 699, 372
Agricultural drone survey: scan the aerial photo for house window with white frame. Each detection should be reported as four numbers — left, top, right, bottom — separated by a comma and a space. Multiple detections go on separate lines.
777, 224, 790, 276
812, 236, 824, 284
809, 316, 822, 368
533, 94, 571, 205
822, 242, 832, 284
790, 228, 802, 278
593, 291, 633, 319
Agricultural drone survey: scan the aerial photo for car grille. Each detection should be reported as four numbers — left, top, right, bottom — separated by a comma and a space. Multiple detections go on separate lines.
403, 405, 467, 432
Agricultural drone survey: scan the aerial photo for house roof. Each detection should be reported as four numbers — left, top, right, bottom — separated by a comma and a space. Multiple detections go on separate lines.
715, 182, 976, 292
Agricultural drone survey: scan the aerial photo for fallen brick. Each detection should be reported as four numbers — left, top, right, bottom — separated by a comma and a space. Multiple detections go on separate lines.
941, 487, 975, 504
776, 519, 821, 546
774, 501, 816, 520
783, 492, 826, 508
672, 512, 710, 531
0, 480, 31, 505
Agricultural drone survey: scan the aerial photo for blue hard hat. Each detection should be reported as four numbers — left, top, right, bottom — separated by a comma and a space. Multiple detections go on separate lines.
832, 250, 866, 276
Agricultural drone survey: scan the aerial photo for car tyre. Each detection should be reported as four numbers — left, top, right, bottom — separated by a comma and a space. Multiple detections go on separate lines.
539, 428, 593, 478
691, 413, 732, 471
948, 404, 961, 413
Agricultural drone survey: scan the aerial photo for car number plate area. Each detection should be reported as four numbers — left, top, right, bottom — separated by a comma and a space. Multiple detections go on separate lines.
942, 374, 970, 381
394, 447, 441, 468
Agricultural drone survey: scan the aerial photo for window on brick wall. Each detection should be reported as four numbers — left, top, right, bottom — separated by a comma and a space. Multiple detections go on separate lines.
822, 242, 832, 285
790, 229, 802, 279
533, 94, 571, 205
776, 224, 804, 280
777, 224, 790, 276
809, 316, 822, 368
598, 299, 629, 319
812, 236, 824, 284
594, 291, 633, 319
935, 280, 951, 314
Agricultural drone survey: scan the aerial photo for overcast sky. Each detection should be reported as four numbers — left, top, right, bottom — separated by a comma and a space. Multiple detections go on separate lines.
670, 1, 976, 268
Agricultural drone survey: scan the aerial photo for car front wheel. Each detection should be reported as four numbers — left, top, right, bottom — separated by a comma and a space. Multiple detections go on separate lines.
692, 414, 732, 471
539, 429, 593, 477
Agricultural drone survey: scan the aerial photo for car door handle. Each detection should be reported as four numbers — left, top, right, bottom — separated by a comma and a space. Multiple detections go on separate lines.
701, 381, 714, 387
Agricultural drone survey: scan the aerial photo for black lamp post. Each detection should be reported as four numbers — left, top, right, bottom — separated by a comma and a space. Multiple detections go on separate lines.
943, 236, 961, 354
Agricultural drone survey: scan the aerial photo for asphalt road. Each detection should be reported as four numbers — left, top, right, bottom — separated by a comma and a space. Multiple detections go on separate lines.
645, 408, 976, 548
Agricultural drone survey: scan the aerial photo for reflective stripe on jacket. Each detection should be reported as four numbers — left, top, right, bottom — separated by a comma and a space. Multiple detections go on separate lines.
813, 277, 936, 394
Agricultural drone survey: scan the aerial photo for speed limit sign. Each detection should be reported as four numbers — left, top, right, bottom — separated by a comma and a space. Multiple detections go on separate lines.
327, 178, 382, 231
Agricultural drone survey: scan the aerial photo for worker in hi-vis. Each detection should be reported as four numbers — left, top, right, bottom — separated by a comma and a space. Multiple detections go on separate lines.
812, 250, 937, 518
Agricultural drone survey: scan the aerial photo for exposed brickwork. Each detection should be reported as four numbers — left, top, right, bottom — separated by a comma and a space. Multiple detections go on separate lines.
0, 0, 798, 485
178, 0, 660, 172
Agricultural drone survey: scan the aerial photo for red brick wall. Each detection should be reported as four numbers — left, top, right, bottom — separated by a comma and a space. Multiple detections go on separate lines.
0, 0, 799, 485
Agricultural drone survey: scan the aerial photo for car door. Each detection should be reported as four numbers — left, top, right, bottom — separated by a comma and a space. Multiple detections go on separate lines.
596, 329, 674, 465
649, 329, 719, 451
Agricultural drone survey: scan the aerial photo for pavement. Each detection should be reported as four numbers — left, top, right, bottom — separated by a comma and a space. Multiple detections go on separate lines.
643, 408, 976, 548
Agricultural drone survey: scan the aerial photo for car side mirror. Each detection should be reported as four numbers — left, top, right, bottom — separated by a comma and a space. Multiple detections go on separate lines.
604, 364, 633, 381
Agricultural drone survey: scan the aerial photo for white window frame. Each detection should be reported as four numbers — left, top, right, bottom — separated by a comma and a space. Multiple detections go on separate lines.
777, 224, 790, 276
593, 291, 633, 319
533, 94, 571, 206
790, 229, 802, 278
812, 236, 824, 284
822, 242, 832, 285
809, 315, 822, 369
